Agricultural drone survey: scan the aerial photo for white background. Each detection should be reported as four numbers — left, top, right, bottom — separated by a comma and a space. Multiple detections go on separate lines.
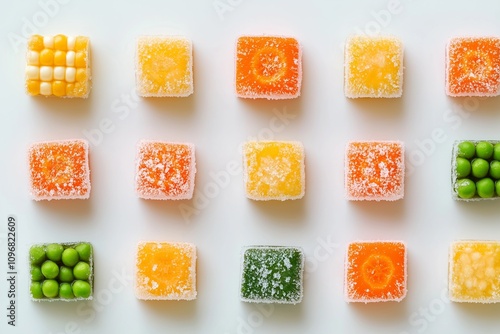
1, 0, 500, 333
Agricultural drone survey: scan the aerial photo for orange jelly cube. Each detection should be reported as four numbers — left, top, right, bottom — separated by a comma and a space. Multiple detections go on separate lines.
236, 36, 302, 99
345, 241, 407, 303
135, 141, 196, 200
446, 37, 500, 97
135, 242, 197, 300
449, 240, 500, 303
345, 141, 404, 201
28, 139, 91, 200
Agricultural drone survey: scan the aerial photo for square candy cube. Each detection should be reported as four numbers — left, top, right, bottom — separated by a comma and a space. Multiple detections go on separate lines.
345, 141, 404, 201
135, 242, 197, 300
446, 37, 500, 97
236, 36, 302, 99
26, 34, 91, 98
345, 241, 407, 303
344, 35, 404, 98
28, 139, 91, 201
136, 36, 193, 97
240, 246, 304, 304
29, 242, 94, 301
243, 141, 305, 201
449, 240, 500, 303
135, 140, 196, 200
452, 140, 500, 201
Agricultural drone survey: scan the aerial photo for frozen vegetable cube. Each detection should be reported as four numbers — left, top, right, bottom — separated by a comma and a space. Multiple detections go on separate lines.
26, 34, 91, 98
243, 141, 305, 201
29, 241, 94, 302
240, 246, 304, 304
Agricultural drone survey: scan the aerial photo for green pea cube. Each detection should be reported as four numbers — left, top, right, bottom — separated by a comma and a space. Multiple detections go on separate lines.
452, 140, 500, 201
29, 241, 94, 302
240, 246, 304, 304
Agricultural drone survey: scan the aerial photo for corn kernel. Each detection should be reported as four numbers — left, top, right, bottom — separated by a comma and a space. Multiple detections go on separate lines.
66, 68, 76, 83
40, 82, 52, 96
75, 52, 87, 68
76, 68, 87, 83
54, 34, 67, 51
43, 36, 54, 49
29, 35, 44, 51
75, 37, 89, 52
27, 51, 40, 65
67, 36, 76, 50
26, 66, 39, 80
66, 51, 75, 66
52, 81, 66, 97
26, 80, 40, 95
66, 83, 75, 96
54, 67, 65, 81
40, 66, 53, 82
54, 50, 66, 66
40, 49, 54, 66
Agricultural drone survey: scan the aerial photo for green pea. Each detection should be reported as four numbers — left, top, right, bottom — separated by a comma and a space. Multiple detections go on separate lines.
30, 282, 44, 299
59, 283, 75, 299
494, 143, 500, 161
75, 243, 92, 262
46, 243, 64, 262
472, 158, 489, 178
41, 260, 59, 279
496, 180, 500, 196
456, 179, 476, 199
72, 280, 91, 299
476, 178, 495, 198
59, 266, 74, 282
476, 141, 494, 160
29, 245, 46, 265
490, 161, 500, 179
456, 157, 471, 178
31, 265, 44, 281
42, 280, 59, 298
62, 248, 79, 267
458, 141, 475, 159
73, 262, 90, 280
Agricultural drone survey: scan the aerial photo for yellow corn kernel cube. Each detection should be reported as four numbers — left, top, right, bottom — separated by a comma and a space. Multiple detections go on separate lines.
345, 35, 404, 98
25, 34, 91, 98
243, 141, 305, 201
449, 240, 500, 303
136, 36, 193, 97
135, 242, 197, 300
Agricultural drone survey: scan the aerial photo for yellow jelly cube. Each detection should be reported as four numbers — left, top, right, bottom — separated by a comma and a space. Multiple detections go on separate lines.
136, 36, 193, 97
243, 141, 305, 201
25, 34, 91, 98
344, 35, 403, 98
135, 242, 197, 300
449, 241, 500, 303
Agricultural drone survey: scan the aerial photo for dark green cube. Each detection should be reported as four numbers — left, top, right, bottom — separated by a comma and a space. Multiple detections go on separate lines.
240, 246, 304, 304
